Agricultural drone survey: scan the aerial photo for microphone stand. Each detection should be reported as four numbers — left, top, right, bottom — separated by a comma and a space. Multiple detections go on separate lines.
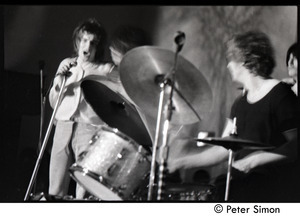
31, 61, 46, 195
156, 77, 174, 201
147, 81, 166, 201
147, 40, 182, 201
24, 73, 68, 201
38, 61, 46, 153
156, 46, 180, 200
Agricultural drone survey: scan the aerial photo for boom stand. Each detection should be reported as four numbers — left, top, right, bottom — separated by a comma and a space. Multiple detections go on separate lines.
156, 77, 175, 200
147, 52, 178, 201
147, 82, 166, 201
24, 75, 68, 201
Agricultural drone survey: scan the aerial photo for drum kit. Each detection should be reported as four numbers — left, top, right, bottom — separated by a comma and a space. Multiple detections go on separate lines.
24, 42, 272, 202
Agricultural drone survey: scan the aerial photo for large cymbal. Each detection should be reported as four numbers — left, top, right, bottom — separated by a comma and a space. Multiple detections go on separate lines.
196, 136, 274, 151
119, 46, 213, 125
81, 79, 152, 151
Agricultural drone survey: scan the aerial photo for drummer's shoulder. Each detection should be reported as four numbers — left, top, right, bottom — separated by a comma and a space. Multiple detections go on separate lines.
91, 61, 115, 75
100, 61, 115, 73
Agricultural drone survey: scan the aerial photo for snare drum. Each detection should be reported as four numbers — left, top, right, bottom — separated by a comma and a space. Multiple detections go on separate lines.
69, 126, 151, 201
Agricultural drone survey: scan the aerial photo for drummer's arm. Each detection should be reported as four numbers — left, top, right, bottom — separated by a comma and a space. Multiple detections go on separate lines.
167, 120, 233, 174
233, 128, 297, 173
167, 144, 229, 174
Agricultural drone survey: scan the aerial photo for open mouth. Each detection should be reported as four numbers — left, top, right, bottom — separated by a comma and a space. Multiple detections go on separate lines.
83, 51, 90, 57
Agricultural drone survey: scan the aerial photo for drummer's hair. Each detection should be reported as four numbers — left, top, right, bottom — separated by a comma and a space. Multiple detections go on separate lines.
110, 25, 151, 55
72, 18, 107, 62
226, 30, 276, 78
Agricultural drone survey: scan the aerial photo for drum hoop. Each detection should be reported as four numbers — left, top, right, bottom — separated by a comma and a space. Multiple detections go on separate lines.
96, 125, 151, 156
69, 164, 122, 199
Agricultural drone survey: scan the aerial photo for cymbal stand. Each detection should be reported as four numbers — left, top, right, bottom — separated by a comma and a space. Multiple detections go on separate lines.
147, 57, 178, 201
147, 82, 165, 201
225, 149, 234, 201
24, 74, 68, 201
156, 76, 175, 201
147, 76, 175, 201
148, 32, 185, 200
224, 117, 237, 201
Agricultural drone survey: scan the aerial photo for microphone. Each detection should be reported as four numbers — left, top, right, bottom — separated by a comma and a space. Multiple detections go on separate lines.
38, 60, 46, 96
174, 31, 185, 53
69, 61, 77, 68
57, 60, 77, 77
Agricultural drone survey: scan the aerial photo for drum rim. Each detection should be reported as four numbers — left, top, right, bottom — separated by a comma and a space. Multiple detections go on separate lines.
69, 164, 124, 200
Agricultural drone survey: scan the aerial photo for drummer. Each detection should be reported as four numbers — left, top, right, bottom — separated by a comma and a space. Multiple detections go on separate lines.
107, 24, 151, 95
48, 18, 114, 199
107, 25, 157, 142
108, 26, 193, 167
168, 30, 298, 201
109, 25, 151, 68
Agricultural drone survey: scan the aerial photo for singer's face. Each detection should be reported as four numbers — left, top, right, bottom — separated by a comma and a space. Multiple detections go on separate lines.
78, 31, 99, 63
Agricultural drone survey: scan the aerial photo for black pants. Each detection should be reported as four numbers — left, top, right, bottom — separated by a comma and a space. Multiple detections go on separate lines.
215, 168, 300, 202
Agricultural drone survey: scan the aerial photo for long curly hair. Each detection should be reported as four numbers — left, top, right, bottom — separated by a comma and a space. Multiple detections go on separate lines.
110, 25, 151, 55
226, 30, 276, 78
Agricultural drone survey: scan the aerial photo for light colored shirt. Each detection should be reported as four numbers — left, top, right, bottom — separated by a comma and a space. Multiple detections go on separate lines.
49, 58, 114, 125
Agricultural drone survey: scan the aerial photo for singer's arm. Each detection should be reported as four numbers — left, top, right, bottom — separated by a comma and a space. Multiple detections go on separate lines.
49, 58, 78, 108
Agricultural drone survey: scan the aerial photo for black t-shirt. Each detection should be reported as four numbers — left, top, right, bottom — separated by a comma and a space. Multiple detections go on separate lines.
230, 82, 297, 149
227, 82, 299, 201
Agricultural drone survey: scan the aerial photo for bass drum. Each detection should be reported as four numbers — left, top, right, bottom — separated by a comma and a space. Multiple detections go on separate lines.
69, 126, 151, 201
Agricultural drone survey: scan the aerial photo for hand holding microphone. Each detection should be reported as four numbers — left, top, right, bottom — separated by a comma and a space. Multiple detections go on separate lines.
56, 60, 77, 77
53, 59, 78, 92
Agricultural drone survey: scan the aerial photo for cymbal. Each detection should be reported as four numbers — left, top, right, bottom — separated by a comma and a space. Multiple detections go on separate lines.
81, 79, 152, 151
119, 46, 213, 125
195, 136, 274, 151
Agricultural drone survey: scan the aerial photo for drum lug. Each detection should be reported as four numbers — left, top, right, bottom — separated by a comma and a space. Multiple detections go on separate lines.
107, 164, 118, 176
89, 134, 99, 145
138, 156, 147, 163
118, 184, 127, 191
142, 172, 150, 180
78, 151, 87, 161
117, 148, 128, 160
115, 185, 127, 199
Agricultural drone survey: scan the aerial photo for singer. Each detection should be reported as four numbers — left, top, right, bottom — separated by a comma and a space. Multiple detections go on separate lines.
48, 18, 113, 199
167, 30, 298, 202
